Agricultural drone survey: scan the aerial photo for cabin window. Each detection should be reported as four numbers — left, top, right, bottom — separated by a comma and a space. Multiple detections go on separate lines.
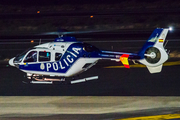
55, 53, 62, 61
83, 43, 99, 52
24, 51, 37, 63
39, 51, 51, 62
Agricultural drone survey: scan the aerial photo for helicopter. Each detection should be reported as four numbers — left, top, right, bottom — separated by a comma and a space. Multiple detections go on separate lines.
9, 28, 170, 84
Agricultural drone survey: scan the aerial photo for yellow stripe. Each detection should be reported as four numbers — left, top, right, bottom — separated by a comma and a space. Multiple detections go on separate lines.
105, 61, 180, 68
159, 39, 164, 42
116, 114, 180, 120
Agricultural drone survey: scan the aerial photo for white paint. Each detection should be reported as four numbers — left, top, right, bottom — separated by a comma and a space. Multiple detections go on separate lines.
46, 63, 51, 71
72, 48, 81, 54
59, 61, 65, 69
67, 55, 73, 63
69, 51, 77, 57
52, 62, 58, 71
63, 59, 69, 66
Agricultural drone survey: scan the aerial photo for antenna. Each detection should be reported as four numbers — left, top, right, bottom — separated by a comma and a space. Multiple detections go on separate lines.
39, 38, 41, 45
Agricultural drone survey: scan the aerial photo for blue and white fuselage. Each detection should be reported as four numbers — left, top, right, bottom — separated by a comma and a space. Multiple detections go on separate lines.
9, 28, 170, 83
9, 37, 105, 77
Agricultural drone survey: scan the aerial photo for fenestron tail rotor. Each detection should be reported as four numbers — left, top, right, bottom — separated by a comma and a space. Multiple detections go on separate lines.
144, 47, 161, 64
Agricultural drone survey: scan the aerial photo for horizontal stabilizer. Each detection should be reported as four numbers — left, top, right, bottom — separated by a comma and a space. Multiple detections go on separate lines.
146, 64, 162, 73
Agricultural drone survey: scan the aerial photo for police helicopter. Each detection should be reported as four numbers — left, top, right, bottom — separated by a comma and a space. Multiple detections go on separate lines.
9, 28, 170, 84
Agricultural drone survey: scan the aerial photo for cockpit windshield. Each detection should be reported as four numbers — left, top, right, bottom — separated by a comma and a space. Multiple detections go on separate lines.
14, 48, 34, 63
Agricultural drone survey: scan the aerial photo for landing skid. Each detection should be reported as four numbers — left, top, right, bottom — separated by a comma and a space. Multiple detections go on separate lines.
23, 75, 98, 84
71, 76, 98, 84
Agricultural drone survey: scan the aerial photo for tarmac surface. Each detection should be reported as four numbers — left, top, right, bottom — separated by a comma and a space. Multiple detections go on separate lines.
0, 96, 180, 120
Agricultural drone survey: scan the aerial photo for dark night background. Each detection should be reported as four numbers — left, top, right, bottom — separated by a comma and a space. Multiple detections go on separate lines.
0, 0, 180, 35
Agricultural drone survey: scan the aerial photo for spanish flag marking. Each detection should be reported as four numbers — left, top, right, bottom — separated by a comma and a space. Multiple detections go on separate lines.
120, 54, 130, 68
159, 39, 164, 43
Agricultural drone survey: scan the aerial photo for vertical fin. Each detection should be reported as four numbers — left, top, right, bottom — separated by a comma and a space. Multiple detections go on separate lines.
154, 29, 168, 48
137, 28, 169, 73
138, 28, 163, 58
147, 64, 162, 73
120, 54, 130, 68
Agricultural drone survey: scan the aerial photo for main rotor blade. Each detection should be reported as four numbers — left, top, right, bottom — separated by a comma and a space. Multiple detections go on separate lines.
39, 29, 110, 36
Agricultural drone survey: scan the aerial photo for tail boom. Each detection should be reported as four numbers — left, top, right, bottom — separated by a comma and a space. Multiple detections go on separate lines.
99, 28, 169, 73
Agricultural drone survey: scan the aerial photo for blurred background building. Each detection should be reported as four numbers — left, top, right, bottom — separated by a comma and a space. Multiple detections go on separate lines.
0, 0, 180, 35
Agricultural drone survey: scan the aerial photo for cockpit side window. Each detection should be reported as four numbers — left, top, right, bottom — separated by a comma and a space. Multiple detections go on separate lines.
55, 53, 62, 61
24, 51, 37, 63
83, 43, 99, 52
39, 51, 51, 62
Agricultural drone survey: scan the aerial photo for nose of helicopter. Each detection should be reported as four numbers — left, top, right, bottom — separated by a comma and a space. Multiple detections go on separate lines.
9, 57, 15, 66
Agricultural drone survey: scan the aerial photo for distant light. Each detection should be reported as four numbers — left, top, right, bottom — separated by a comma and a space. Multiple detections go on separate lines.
169, 27, 173, 31
37, 11, 40, 14
31, 40, 34, 43
90, 15, 93, 18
